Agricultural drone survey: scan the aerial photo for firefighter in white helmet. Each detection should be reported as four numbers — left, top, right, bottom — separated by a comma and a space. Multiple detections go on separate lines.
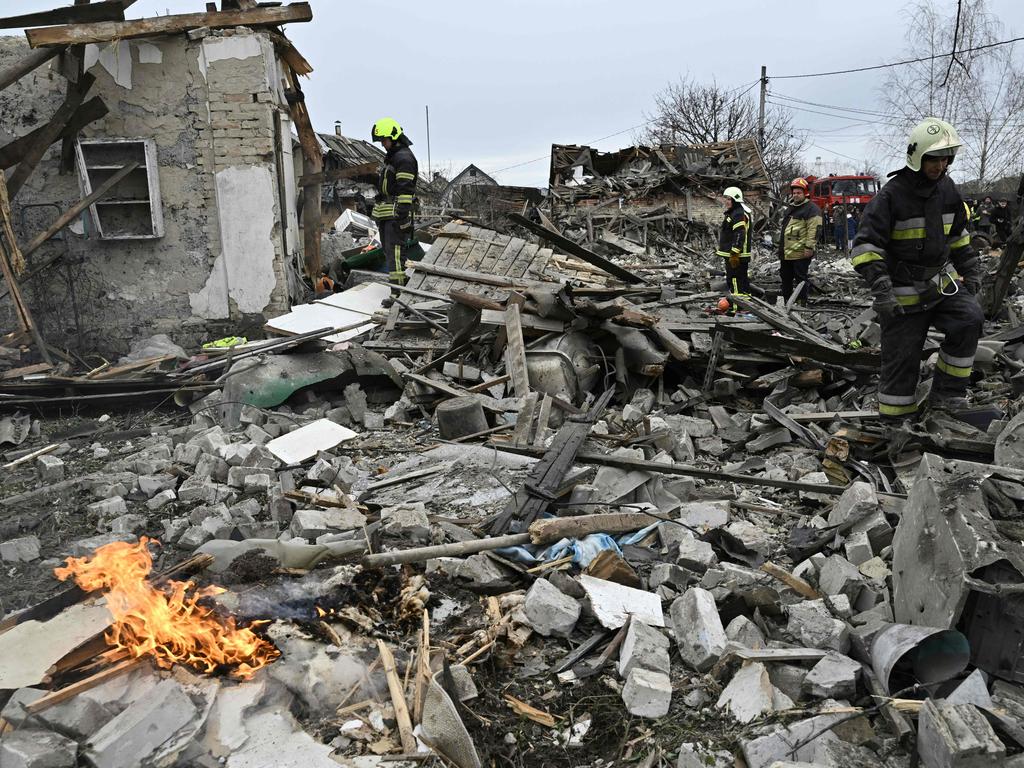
850, 117, 984, 422
716, 186, 752, 305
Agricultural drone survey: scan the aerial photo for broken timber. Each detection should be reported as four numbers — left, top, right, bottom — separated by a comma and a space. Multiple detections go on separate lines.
509, 212, 646, 285
298, 162, 379, 188
489, 388, 614, 535
0, 48, 61, 92
0, 97, 107, 170
22, 161, 139, 258
491, 444, 907, 499
0, 3, 127, 30
26, 3, 314, 47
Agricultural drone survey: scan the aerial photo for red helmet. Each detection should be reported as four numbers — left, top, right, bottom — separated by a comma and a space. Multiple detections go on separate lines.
790, 177, 809, 192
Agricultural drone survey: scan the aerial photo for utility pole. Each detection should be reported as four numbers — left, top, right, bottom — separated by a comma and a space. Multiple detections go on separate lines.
425, 105, 432, 180
757, 65, 767, 155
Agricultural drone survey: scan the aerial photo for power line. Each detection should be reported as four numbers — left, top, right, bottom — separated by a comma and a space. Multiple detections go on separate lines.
773, 34, 1024, 80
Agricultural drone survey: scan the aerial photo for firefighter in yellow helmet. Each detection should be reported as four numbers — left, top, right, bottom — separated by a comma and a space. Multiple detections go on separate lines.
370, 118, 418, 282
716, 186, 752, 305
850, 117, 984, 423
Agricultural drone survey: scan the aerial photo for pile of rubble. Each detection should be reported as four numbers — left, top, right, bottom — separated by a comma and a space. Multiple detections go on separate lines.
4, 193, 1024, 767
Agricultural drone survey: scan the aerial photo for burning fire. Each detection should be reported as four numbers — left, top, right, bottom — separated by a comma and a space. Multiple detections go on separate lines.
55, 537, 279, 679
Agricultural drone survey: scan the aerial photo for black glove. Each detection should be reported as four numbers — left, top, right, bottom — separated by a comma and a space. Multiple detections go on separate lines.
963, 274, 983, 296
870, 276, 904, 323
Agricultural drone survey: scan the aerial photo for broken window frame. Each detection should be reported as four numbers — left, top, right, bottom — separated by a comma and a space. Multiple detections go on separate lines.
74, 137, 164, 240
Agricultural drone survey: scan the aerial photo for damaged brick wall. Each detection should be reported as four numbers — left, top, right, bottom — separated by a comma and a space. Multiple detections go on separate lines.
0, 29, 298, 358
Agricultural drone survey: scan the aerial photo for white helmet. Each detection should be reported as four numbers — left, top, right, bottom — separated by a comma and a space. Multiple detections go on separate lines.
723, 186, 743, 203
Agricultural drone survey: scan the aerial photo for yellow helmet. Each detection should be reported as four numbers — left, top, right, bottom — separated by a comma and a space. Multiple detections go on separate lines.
906, 117, 962, 172
723, 186, 743, 203
371, 117, 403, 143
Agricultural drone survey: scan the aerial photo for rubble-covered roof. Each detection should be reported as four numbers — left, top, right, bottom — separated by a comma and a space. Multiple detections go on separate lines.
549, 137, 770, 199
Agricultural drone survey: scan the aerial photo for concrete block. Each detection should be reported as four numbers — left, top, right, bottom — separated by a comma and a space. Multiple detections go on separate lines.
0, 535, 40, 562
827, 481, 877, 525
522, 578, 580, 637
717, 662, 792, 723
304, 458, 336, 485
785, 600, 849, 653
768, 664, 807, 704
380, 502, 430, 542
724, 520, 770, 556
85, 679, 198, 768
622, 668, 671, 718
343, 383, 368, 422
244, 424, 272, 445
227, 466, 274, 489
740, 712, 850, 768
618, 620, 671, 678
87, 497, 127, 518
35, 455, 65, 483
137, 473, 177, 498
194, 453, 229, 482
676, 534, 718, 573
917, 700, 1005, 768
172, 442, 203, 466
670, 587, 727, 671
0, 688, 46, 728
648, 563, 692, 591
843, 530, 873, 566
725, 615, 766, 649
107, 514, 147, 535
818, 555, 865, 603
147, 489, 177, 511
676, 500, 730, 532
0, 729, 77, 768
243, 474, 273, 494
802, 652, 861, 699
178, 525, 213, 550
161, 518, 190, 543
289, 508, 366, 539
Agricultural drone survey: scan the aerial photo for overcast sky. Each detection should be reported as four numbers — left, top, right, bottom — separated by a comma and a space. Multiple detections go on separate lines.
13, 0, 1024, 185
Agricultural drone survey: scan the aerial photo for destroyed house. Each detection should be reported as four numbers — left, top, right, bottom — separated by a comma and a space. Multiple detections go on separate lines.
316, 129, 384, 225
0, 2, 315, 357
548, 137, 770, 225
439, 163, 543, 225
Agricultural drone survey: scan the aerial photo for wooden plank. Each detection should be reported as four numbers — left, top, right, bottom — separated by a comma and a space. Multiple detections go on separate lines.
508, 212, 645, 284
298, 161, 377, 188
481, 308, 565, 333
376, 640, 416, 753
504, 303, 530, 398
0, 48, 61, 92
0, 173, 50, 364
0, 362, 51, 380
0, 2, 125, 30
283, 66, 322, 278
410, 261, 555, 290
26, 4, 314, 47
26, 658, 144, 715
533, 395, 552, 449
490, 389, 614, 535
7, 73, 94, 198
22, 161, 139, 258
511, 392, 538, 447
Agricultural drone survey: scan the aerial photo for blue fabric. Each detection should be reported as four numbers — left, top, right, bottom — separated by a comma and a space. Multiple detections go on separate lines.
493, 522, 664, 567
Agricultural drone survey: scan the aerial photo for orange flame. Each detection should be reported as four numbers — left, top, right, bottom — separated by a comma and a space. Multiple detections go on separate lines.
55, 537, 279, 679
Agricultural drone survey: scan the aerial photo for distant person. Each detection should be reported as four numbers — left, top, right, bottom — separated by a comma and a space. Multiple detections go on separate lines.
778, 177, 821, 304
370, 117, 418, 282
992, 199, 1012, 244
716, 187, 752, 306
978, 195, 995, 237
850, 117, 983, 422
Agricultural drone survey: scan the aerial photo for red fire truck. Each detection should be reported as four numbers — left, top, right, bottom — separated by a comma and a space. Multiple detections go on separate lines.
806, 174, 880, 215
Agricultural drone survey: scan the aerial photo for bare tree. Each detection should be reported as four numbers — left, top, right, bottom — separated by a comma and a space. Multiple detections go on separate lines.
639, 76, 808, 190
877, 0, 1024, 185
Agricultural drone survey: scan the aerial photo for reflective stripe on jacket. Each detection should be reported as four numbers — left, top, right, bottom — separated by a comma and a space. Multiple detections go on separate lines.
374, 141, 418, 221
779, 200, 821, 261
716, 204, 751, 258
849, 168, 978, 312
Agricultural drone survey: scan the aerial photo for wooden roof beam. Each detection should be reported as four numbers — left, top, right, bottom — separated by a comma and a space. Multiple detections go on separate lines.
26, 2, 313, 48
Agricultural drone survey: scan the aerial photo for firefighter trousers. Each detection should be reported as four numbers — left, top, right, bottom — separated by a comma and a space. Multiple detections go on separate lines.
780, 257, 811, 304
725, 257, 750, 297
377, 218, 412, 277
877, 290, 984, 420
